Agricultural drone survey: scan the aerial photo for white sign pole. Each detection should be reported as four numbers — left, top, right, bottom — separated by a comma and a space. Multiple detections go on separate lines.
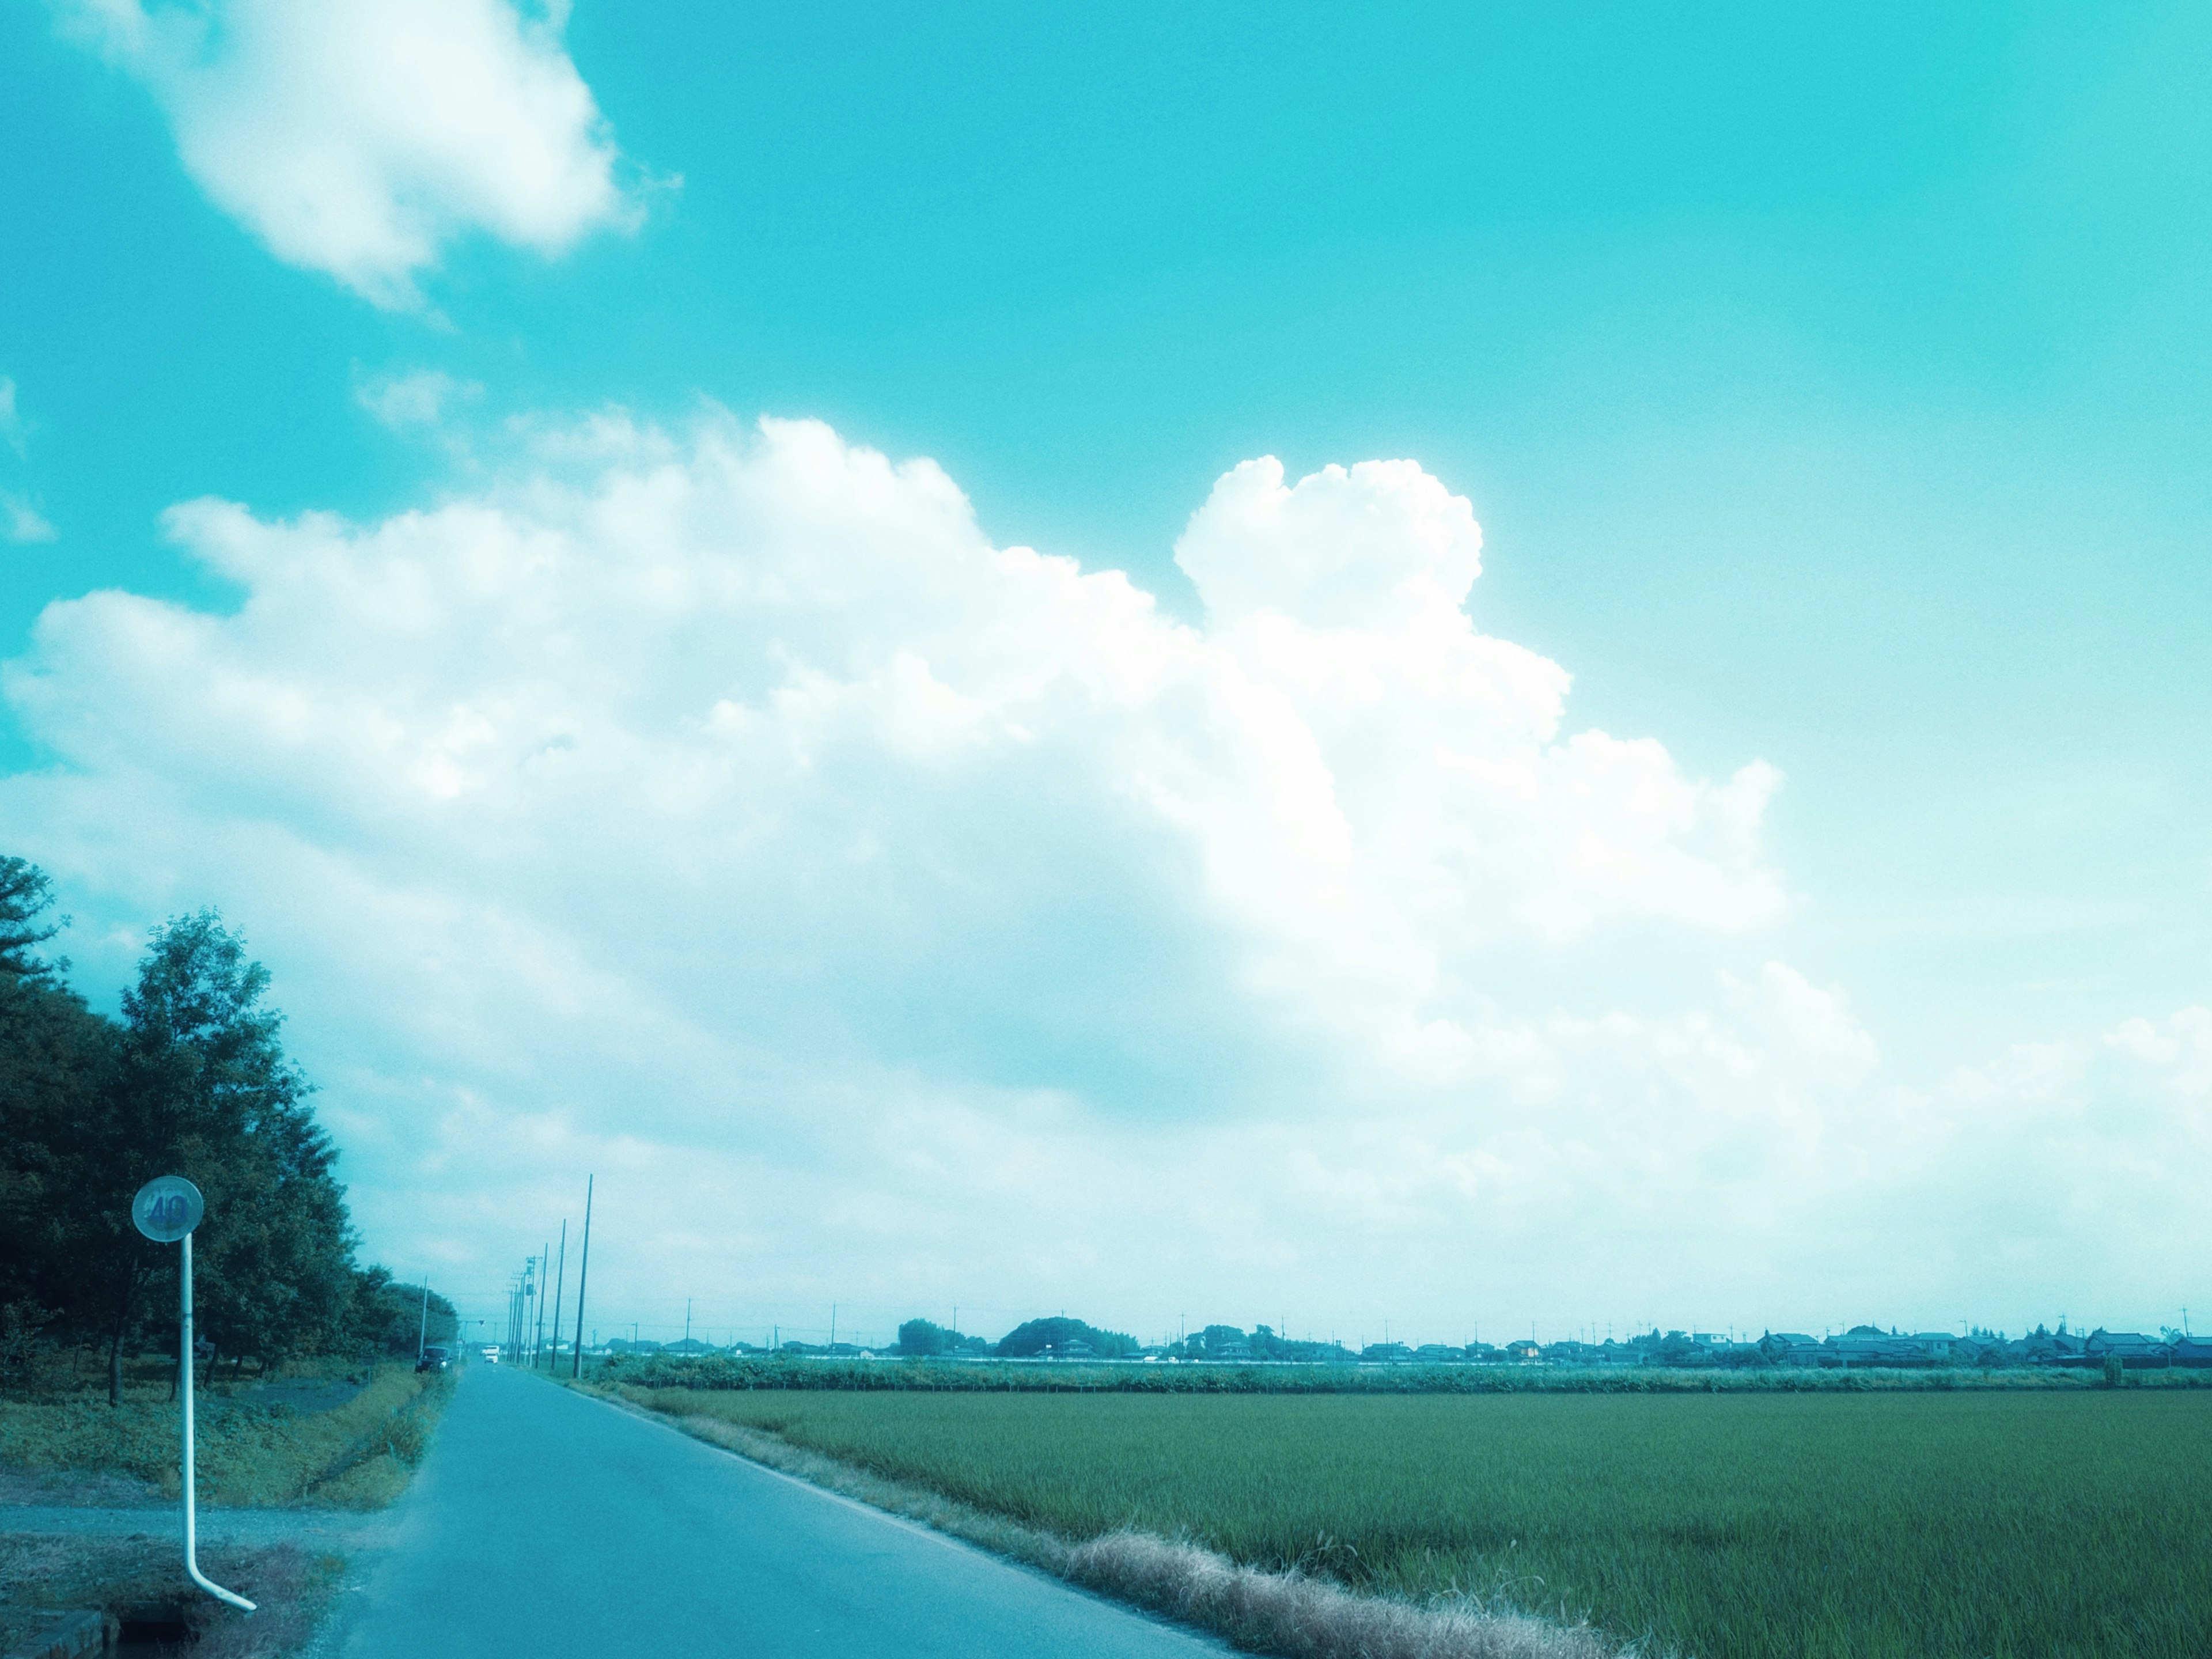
134, 1175, 256, 1614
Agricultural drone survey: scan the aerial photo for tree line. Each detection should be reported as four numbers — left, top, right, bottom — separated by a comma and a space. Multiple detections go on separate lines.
0, 855, 440, 1400
897, 1315, 1141, 1358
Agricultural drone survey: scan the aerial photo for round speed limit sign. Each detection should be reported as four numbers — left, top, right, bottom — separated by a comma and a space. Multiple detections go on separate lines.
132, 1175, 206, 1243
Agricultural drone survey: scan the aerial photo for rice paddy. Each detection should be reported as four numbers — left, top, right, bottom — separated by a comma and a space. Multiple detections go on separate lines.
626, 1383, 2212, 1659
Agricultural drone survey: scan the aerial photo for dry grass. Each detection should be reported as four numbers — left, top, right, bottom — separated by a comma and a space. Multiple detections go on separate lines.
619, 1397, 1623, 1659
1069, 1530, 1613, 1659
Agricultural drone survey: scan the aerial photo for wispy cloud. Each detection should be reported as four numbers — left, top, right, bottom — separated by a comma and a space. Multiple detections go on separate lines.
50, 0, 650, 308
0, 377, 26, 458
1, 491, 58, 544
355, 368, 483, 430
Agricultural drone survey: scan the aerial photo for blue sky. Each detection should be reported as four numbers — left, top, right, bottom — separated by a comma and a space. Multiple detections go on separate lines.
2, 2, 2206, 1343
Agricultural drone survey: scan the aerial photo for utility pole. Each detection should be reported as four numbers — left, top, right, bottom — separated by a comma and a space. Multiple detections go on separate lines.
547, 1220, 567, 1373
569, 1175, 594, 1378
685, 1298, 692, 1345
416, 1278, 430, 1363
830, 1304, 837, 1349
534, 1242, 550, 1365
521, 1255, 536, 1366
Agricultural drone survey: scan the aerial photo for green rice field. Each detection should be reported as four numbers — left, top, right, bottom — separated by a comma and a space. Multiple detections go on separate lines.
627, 1384, 2212, 1659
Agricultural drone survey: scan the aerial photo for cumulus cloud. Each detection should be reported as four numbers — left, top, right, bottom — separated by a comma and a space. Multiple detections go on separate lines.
52, 0, 641, 306
0, 412, 2199, 1339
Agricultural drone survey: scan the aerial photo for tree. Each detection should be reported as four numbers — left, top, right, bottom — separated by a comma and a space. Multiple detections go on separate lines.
0, 859, 126, 1388
352, 1270, 458, 1358
0, 858, 66, 979
993, 1316, 1139, 1359
0, 857, 415, 1402
897, 1319, 951, 1356
100, 911, 361, 1389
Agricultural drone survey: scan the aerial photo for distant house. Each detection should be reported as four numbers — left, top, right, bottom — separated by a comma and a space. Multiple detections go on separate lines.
1823, 1335, 1927, 1368
1049, 1339, 1099, 1360
1362, 1342, 1412, 1363
2169, 1335, 2212, 1369
1541, 1341, 1617, 1365
1414, 1344, 1463, 1363
1643, 1333, 1721, 1368
1758, 1333, 1831, 1367
1950, 1334, 2001, 1365
2002, 1329, 2085, 1366
2084, 1330, 2172, 1369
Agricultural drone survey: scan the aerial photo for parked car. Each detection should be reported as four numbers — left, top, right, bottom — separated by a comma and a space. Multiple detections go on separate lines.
416, 1345, 451, 1373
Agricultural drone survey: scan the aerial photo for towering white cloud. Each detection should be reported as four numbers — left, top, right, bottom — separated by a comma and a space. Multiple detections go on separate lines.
1, 411, 2199, 1337
53, 0, 640, 306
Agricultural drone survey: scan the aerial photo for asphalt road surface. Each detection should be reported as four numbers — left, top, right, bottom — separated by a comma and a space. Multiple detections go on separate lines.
330, 1362, 1223, 1658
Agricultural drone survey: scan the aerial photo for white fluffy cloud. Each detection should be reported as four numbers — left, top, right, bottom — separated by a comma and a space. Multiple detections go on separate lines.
54, 0, 639, 306
1, 412, 2202, 1340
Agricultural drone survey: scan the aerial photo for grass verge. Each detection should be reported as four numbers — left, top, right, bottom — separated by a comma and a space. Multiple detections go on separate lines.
0, 1363, 456, 1506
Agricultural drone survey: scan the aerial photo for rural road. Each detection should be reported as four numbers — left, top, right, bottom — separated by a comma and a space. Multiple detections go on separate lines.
328, 1363, 1223, 1658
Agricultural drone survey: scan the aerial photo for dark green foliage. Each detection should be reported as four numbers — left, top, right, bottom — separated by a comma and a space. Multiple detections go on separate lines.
896, 1319, 982, 1356
0, 855, 396, 1387
993, 1316, 1139, 1359
0, 858, 66, 979
352, 1274, 458, 1357
109, 911, 359, 1368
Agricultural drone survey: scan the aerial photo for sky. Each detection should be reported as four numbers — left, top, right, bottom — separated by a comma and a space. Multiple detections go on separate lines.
1, 1, 2206, 1350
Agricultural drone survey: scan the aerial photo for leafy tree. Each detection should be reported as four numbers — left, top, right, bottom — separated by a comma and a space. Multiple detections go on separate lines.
993, 1315, 1139, 1358
897, 1318, 952, 1355
353, 1270, 458, 1357
111, 912, 360, 1381
0, 858, 419, 1400
0, 860, 128, 1390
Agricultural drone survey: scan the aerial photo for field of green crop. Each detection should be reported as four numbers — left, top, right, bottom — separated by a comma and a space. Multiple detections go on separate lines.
630, 1385, 2212, 1659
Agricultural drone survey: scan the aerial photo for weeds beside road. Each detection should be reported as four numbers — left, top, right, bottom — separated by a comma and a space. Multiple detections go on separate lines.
0, 1359, 453, 1507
